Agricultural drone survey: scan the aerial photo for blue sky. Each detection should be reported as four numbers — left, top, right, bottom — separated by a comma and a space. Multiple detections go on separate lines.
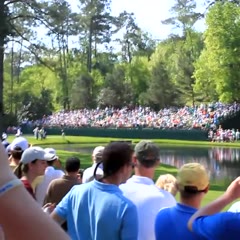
10, 0, 207, 54
70, 0, 206, 40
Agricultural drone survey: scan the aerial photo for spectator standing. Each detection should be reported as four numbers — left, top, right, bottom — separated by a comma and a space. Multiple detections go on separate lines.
35, 148, 65, 205
1, 133, 9, 149
82, 146, 105, 183
44, 157, 81, 231
155, 173, 178, 196
155, 163, 209, 240
8, 137, 29, 171
51, 142, 138, 240
120, 140, 176, 240
14, 147, 54, 198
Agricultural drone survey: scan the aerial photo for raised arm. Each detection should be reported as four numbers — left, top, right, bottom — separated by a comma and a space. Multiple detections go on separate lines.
188, 176, 240, 231
0, 143, 69, 240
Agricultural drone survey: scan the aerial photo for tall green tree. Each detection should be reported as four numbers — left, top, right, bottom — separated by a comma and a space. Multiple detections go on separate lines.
194, 2, 240, 102
78, 0, 116, 73
143, 61, 178, 109
45, 0, 79, 109
98, 65, 133, 107
162, 0, 203, 35
162, 0, 204, 105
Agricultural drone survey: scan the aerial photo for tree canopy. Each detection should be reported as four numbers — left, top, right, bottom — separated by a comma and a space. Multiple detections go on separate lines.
1, 0, 240, 130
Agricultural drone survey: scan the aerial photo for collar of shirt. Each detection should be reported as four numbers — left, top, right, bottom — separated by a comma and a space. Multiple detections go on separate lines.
45, 166, 55, 174
93, 179, 122, 193
176, 203, 198, 213
127, 175, 154, 185
62, 175, 79, 181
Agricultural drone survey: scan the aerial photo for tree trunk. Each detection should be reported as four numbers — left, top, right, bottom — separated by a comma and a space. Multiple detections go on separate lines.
0, 1, 5, 134
87, 17, 93, 73
10, 41, 14, 114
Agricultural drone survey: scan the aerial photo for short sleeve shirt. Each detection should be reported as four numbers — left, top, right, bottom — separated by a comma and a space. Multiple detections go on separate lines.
192, 212, 240, 240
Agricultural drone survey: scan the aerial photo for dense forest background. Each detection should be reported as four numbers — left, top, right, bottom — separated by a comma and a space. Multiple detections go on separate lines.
1, 0, 240, 131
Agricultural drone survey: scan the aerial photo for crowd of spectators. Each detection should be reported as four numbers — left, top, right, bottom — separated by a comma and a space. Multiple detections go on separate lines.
26, 102, 240, 130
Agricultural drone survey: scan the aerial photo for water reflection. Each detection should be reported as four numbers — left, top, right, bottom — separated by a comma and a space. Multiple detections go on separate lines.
159, 147, 240, 181
49, 144, 240, 181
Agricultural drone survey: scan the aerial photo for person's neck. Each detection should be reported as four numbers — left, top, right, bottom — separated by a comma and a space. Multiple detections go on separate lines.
101, 175, 121, 186
66, 172, 78, 178
134, 167, 155, 180
180, 197, 202, 209
11, 158, 20, 166
21, 173, 37, 184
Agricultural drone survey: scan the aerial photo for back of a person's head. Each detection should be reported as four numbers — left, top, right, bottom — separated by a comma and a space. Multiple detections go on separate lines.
102, 142, 133, 177
45, 148, 58, 166
65, 157, 80, 173
134, 140, 160, 168
11, 147, 24, 160
155, 174, 178, 196
92, 146, 105, 163
177, 163, 209, 199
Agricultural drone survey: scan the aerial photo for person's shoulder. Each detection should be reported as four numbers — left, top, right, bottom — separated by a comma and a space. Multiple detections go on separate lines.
70, 181, 93, 194
54, 169, 65, 176
48, 177, 64, 187
32, 176, 44, 189
155, 207, 173, 224
113, 188, 136, 208
156, 187, 176, 200
83, 166, 92, 173
82, 167, 93, 178
119, 181, 131, 192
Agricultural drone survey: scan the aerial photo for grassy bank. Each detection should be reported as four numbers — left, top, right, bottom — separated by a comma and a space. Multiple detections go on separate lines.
7, 135, 240, 148
7, 135, 234, 209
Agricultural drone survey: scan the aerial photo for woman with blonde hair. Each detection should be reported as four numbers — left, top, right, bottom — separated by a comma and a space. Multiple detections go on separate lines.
155, 174, 178, 196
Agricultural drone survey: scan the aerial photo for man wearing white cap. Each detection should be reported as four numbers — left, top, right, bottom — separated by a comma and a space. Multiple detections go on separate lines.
35, 148, 65, 206
82, 146, 105, 183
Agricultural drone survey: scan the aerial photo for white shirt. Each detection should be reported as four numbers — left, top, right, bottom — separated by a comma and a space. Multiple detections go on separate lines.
228, 201, 240, 212
35, 166, 65, 206
120, 175, 176, 240
82, 163, 103, 183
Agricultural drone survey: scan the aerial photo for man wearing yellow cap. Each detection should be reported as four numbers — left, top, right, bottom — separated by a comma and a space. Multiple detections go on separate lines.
155, 163, 209, 240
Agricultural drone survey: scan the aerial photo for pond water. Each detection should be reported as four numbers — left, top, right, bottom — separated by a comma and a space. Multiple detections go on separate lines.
49, 144, 240, 182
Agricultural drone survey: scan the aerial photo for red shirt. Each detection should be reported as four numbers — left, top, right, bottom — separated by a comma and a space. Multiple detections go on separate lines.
21, 179, 35, 199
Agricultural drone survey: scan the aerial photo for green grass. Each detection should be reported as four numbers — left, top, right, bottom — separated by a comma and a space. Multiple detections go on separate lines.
8, 134, 234, 207
7, 135, 240, 148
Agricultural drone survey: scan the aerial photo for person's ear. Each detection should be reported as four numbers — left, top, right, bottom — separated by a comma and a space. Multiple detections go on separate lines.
204, 184, 210, 194
132, 155, 138, 165
155, 159, 160, 166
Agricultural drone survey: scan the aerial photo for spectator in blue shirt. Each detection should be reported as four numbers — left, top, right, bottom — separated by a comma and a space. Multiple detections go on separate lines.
155, 163, 209, 240
188, 176, 240, 240
51, 142, 138, 240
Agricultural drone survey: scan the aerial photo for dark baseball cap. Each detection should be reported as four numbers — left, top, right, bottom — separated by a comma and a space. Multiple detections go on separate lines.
134, 140, 159, 163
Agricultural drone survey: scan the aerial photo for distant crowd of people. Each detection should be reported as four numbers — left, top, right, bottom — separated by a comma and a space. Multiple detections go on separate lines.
20, 102, 240, 130
208, 127, 240, 142
1, 134, 240, 239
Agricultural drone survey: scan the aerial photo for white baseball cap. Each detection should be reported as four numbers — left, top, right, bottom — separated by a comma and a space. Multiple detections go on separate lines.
44, 148, 58, 161
20, 147, 55, 164
10, 137, 29, 151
